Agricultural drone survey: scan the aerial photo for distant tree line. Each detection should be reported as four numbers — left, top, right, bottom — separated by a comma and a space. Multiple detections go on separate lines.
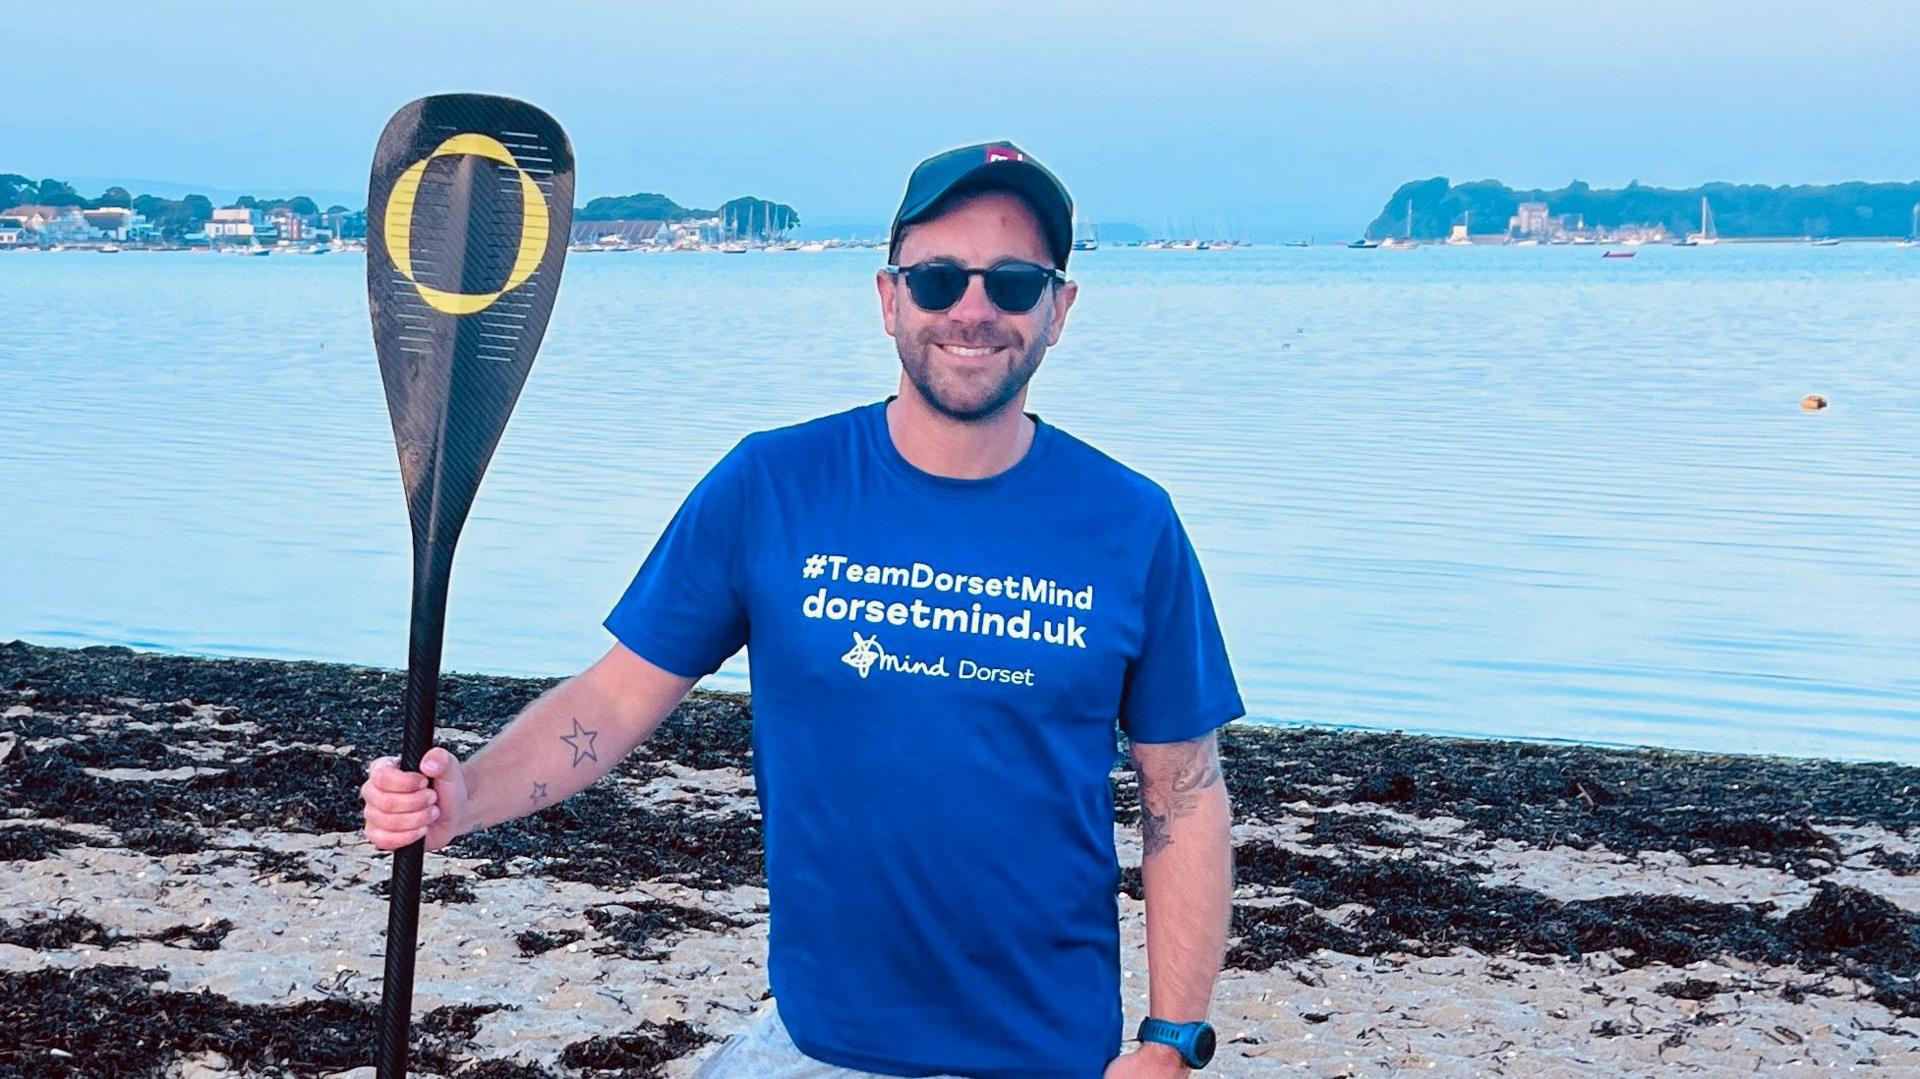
2, 175, 91, 209
577, 191, 705, 221
1366, 177, 1920, 240
2, 174, 347, 242
578, 190, 801, 237
7, 172, 801, 242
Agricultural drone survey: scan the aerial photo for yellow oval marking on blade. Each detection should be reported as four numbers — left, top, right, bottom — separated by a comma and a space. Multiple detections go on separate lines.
382, 132, 551, 317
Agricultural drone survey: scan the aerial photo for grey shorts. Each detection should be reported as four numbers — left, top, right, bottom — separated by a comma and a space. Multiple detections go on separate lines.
692, 1001, 969, 1079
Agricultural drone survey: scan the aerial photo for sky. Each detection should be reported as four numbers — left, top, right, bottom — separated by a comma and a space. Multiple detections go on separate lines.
17, 1, 1920, 236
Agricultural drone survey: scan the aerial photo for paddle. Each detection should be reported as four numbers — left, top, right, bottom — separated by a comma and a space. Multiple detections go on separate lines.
367, 93, 573, 1078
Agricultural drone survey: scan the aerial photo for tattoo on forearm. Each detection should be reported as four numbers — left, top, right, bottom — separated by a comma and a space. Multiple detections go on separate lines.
1142, 804, 1171, 856
559, 716, 600, 767
529, 781, 548, 803
1137, 734, 1222, 858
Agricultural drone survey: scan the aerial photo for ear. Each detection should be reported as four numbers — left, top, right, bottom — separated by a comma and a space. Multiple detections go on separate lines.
876, 269, 900, 338
1044, 279, 1078, 346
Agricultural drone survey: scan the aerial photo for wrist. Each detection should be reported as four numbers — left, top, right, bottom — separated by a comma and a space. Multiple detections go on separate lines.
450, 803, 480, 839
1136, 1016, 1214, 1071
1135, 1040, 1189, 1072
447, 771, 484, 839
461, 781, 496, 837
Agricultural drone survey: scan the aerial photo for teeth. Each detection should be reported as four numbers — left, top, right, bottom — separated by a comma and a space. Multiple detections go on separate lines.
943, 345, 997, 357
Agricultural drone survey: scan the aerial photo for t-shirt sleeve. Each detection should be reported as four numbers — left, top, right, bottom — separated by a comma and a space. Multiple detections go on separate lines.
1118, 496, 1245, 744
603, 440, 753, 679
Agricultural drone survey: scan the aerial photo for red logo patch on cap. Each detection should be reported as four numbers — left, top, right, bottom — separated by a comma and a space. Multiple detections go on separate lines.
985, 146, 1022, 163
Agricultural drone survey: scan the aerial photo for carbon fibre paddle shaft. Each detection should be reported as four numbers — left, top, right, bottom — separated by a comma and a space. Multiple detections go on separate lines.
367, 93, 573, 1078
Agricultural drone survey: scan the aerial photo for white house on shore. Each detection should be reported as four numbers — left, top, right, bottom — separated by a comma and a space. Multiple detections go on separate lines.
0, 204, 155, 245
0, 204, 90, 243
204, 207, 280, 246
0, 216, 33, 248
205, 207, 259, 239
80, 207, 138, 240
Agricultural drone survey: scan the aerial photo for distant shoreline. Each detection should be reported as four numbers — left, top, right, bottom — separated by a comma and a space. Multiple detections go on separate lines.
1368, 177, 1920, 244
4, 235, 1919, 256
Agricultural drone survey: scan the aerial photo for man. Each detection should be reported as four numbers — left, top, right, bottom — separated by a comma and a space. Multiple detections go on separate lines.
360, 141, 1242, 1078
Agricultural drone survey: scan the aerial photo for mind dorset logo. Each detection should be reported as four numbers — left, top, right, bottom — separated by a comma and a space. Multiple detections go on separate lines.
839, 632, 945, 680
842, 632, 883, 678
837, 632, 1037, 687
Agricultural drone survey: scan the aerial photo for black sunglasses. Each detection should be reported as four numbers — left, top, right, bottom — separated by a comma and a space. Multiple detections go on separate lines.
885, 260, 1065, 314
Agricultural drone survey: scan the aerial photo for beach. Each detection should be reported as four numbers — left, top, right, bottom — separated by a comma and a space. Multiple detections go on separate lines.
2, 639, 1916, 1076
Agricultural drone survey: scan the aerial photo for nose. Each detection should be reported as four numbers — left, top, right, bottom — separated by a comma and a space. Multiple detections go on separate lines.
946, 273, 999, 322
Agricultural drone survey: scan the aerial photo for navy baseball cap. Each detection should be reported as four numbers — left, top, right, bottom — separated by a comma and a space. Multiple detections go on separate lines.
888, 140, 1075, 269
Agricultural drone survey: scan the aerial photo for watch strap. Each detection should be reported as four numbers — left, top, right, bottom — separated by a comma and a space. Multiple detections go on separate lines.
1136, 1016, 1213, 1069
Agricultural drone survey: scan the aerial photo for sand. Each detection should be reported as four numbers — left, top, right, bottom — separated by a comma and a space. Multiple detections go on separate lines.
2, 640, 1916, 1077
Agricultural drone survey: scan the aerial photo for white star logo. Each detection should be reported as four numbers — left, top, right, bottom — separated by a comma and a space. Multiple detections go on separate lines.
841, 633, 883, 678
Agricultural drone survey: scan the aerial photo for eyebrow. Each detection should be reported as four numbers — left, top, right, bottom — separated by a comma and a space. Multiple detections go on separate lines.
894, 228, 1051, 268
903, 256, 1051, 269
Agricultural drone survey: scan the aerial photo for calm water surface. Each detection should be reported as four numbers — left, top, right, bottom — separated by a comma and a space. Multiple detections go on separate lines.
3, 245, 1916, 761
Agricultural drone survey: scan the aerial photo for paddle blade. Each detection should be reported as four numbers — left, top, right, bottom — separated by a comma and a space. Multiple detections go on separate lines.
368, 94, 574, 552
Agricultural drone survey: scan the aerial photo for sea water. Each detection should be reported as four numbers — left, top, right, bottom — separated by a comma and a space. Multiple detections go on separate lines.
3, 244, 1915, 762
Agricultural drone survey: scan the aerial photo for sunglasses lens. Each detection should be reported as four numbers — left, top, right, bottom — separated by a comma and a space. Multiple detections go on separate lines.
899, 262, 1054, 313
904, 264, 968, 310
983, 266, 1049, 313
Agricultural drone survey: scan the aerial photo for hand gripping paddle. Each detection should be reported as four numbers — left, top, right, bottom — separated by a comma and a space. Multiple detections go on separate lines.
367, 94, 573, 1077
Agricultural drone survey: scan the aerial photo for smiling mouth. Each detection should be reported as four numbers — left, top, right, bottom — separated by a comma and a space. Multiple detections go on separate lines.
935, 343, 1005, 359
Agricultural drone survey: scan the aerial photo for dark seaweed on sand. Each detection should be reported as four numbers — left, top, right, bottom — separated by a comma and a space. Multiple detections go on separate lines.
4, 637, 1920, 1074
0, 959, 711, 1077
1225, 838, 1920, 1018
0, 913, 233, 952
1212, 726, 1918, 875
371, 872, 479, 904
9, 641, 1913, 873
0, 965, 510, 1077
584, 898, 751, 961
560, 1018, 716, 1076
0, 823, 91, 861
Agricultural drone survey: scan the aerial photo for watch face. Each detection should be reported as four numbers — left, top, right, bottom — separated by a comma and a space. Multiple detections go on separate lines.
1192, 1024, 1216, 1065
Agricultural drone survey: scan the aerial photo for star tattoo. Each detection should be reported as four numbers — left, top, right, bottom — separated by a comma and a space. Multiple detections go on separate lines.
529, 781, 548, 802
559, 717, 599, 768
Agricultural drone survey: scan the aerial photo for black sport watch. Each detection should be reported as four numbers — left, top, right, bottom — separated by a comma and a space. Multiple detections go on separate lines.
1137, 1017, 1216, 1069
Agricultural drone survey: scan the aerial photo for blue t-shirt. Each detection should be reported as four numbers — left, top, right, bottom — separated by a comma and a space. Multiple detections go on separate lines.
605, 400, 1243, 1078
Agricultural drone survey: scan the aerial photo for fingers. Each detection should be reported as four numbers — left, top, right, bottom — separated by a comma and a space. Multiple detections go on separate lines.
365, 804, 438, 832
364, 824, 433, 851
362, 784, 438, 816
365, 756, 430, 793
360, 771, 435, 814
360, 750, 460, 852
362, 800, 438, 850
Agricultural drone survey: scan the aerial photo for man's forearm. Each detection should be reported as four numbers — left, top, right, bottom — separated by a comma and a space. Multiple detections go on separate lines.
456, 673, 650, 835
1135, 735, 1234, 1023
